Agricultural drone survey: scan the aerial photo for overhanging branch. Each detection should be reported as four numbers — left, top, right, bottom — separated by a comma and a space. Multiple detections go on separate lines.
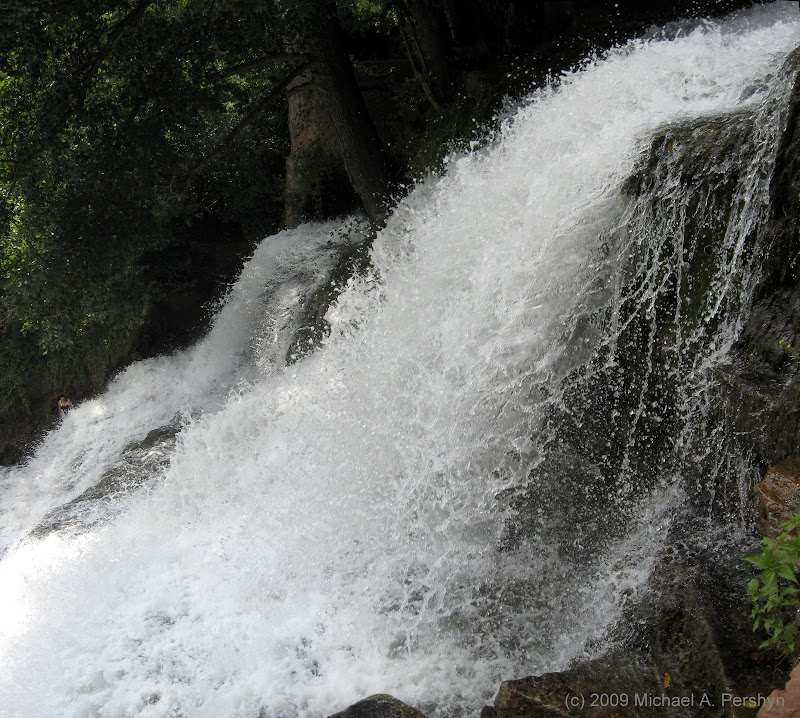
209, 54, 308, 82
83, 0, 158, 82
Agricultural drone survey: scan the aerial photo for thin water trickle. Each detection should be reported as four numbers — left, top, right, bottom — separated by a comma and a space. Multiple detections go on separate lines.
1, 4, 799, 717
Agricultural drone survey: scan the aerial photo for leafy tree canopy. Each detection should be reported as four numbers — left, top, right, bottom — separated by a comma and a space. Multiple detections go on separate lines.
0, 0, 296, 356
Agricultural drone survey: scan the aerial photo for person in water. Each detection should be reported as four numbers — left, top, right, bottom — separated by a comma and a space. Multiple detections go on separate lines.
57, 396, 73, 420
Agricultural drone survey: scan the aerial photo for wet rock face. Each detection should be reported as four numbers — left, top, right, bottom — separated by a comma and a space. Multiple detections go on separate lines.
491, 50, 800, 718
754, 458, 800, 538
761, 47, 800, 294
720, 49, 800, 478
286, 234, 373, 364
492, 528, 787, 718
30, 421, 179, 538
503, 105, 772, 564
716, 348, 800, 481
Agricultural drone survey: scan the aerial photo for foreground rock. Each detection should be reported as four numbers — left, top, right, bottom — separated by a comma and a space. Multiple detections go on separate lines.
494, 651, 663, 717
757, 664, 800, 718
754, 458, 800, 538
490, 522, 787, 718
328, 695, 427, 718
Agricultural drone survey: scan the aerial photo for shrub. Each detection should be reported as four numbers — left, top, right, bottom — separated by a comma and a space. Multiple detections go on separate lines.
746, 512, 800, 653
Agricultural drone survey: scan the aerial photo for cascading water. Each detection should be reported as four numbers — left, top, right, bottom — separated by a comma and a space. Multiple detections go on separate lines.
1, 4, 799, 716
0, 221, 369, 555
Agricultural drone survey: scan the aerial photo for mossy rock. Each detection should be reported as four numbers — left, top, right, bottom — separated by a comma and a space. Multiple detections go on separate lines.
622, 109, 757, 329
286, 232, 375, 364
328, 694, 427, 718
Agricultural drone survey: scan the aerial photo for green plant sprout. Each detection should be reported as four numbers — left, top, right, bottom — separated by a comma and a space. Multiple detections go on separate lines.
746, 511, 800, 653
779, 338, 800, 367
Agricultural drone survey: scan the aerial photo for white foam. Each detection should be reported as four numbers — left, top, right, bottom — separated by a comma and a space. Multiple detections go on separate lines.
1, 4, 798, 716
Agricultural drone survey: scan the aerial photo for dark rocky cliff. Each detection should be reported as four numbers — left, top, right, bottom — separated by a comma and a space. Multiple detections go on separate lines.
718, 52, 800, 475
484, 34, 800, 718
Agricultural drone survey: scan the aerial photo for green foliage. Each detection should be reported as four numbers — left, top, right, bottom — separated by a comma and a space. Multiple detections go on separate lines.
0, 331, 28, 402
0, 0, 291, 367
746, 512, 800, 653
337, 0, 397, 34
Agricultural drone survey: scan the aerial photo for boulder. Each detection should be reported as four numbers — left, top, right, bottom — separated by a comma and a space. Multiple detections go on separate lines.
494, 651, 664, 718
757, 664, 800, 717
492, 525, 787, 718
635, 547, 781, 718
327, 694, 427, 718
754, 459, 800, 538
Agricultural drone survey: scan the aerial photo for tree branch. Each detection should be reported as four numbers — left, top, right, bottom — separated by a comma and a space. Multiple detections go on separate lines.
208, 54, 308, 82
83, 0, 158, 82
286, 79, 313, 98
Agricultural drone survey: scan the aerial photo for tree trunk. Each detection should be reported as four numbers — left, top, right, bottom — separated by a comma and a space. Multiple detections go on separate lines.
395, 0, 455, 110
440, 0, 492, 66
284, 0, 392, 224
284, 67, 345, 227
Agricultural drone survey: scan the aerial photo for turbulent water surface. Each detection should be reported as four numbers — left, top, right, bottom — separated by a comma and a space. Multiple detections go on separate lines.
2, 4, 800, 717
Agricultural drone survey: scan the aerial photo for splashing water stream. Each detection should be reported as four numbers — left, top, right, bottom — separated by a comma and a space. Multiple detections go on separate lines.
2, 4, 800, 717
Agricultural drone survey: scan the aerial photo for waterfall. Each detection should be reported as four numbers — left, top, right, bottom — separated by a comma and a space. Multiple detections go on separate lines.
1, 4, 799, 716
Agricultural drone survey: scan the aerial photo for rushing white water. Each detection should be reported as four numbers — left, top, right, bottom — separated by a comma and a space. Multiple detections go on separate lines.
0, 221, 368, 556
1, 4, 799, 717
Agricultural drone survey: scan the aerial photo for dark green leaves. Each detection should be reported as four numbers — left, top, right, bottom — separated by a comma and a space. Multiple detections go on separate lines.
745, 513, 800, 653
0, 0, 291, 361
